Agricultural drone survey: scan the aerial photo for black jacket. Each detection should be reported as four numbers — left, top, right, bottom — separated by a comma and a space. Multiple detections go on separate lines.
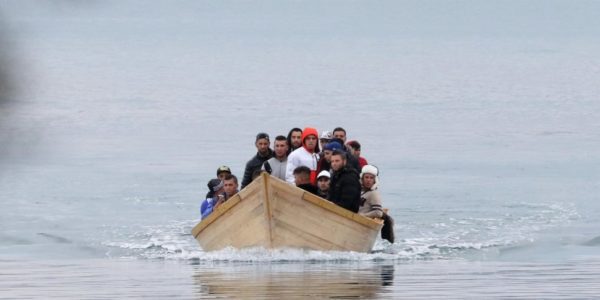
241, 149, 273, 189
297, 183, 319, 196
328, 166, 361, 213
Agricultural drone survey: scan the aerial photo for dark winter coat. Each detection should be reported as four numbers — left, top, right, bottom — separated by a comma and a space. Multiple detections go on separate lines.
241, 149, 273, 189
328, 166, 361, 213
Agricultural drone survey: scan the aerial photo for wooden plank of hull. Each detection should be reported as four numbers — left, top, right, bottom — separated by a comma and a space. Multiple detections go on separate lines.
192, 173, 384, 252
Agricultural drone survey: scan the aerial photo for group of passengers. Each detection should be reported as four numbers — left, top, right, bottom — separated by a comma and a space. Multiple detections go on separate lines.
199, 127, 393, 242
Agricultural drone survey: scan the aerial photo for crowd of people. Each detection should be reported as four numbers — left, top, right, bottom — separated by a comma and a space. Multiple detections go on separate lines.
199, 126, 394, 242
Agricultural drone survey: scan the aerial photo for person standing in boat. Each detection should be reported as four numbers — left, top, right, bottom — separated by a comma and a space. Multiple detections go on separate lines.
216, 165, 232, 181
328, 150, 361, 213
261, 135, 289, 181
358, 164, 395, 243
319, 130, 332, 150
286, 128, 303, 154
241, 132, 273, 189
358, 165, 383, 218
316, 170, 331, 199
223, 174, 239, 200
293, 166, 319, 195
285, 127, 320, 185
346, 140, 369, 169
316, 141, 343, 175
200, 179, 225, 219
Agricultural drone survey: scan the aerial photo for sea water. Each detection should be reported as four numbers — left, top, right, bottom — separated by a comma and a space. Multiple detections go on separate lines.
1, 1, 599, 298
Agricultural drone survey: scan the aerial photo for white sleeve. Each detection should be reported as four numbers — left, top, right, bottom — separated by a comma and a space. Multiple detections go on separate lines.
285, 151, 297, 184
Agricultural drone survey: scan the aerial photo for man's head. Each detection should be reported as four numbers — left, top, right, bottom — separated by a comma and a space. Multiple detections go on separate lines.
360, 165, 379, 190
255, 132, 270, 156
287, 128, 303, 149
293, 166, 312, 186
317, 170, 331, 192
332, 127, 347, 143
223, 174, 239, 196
330, 150, 347, 172
302, 127, 319, 153
346, 140, 361, 158
216, 165, 232, 181
207, 178, 224, 197
320, 130, 332, 149
323, 141, 343, 162
273, 135, 289, 159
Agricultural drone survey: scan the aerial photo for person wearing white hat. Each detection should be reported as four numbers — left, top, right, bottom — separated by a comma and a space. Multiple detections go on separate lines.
316, 170, 331, 199
358, 165, 383, 218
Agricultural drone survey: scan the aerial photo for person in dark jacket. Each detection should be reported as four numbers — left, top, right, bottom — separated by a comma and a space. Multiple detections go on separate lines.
328, 150, 361, 213
241, 132, 273, 189
293, 166, 318, 196
329, 137, 360, 171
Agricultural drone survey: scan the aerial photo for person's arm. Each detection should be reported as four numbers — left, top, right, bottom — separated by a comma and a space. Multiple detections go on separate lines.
285, 152, 297, 184
240, 160, 253, 189
338, 175, 361, 212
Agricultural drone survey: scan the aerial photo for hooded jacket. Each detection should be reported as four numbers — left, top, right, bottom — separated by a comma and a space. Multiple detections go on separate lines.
285, 127, 320, 184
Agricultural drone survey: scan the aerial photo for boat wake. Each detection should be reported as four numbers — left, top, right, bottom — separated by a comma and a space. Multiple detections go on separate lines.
102, 201, 580, 262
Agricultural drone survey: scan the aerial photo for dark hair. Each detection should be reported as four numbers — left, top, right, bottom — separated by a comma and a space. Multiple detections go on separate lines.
223, 174, 238, 184
286, 128, 302, 154
293, 166, 311, 175
332, 127, 346, 136
346, 140, 361, 151
331, 149, 347, 159
275, 135, 287, 142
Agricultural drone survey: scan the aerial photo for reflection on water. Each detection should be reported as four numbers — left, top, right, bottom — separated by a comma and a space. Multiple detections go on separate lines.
193, 263, 394, 299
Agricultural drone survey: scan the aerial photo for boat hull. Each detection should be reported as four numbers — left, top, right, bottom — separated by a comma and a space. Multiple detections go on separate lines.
192, 173, 383, 252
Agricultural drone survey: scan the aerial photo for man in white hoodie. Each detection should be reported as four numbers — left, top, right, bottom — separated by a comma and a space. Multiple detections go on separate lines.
285, 127, 320, 185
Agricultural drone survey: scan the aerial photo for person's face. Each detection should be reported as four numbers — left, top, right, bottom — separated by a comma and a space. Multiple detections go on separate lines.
333, 130, 346, 142
323, 150, 333, 162
317, 177, 330, 191
330, 154, 345, 171
304, 135, 317, 150
217, 172, 229, 181
294, 173, 309, 185
274, 140, 288, 158
256, 138, 270, 155
291, 131, 302, 148
347, 146, 359, 157
320, 139, 329, 149
224, 179, 237, 196
362, 173, 376, 189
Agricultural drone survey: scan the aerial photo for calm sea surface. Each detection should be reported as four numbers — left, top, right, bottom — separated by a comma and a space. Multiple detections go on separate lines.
1, 1, 599, 298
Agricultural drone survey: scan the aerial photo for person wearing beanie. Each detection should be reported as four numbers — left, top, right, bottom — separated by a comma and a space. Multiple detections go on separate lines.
316, 141, 343, 175
328, 150, 361, 213
241, 132, 274, 189
358, 165, 383, 218
285, 127, 320, 185
329, 137, 360, 171
200, 178, 225, 219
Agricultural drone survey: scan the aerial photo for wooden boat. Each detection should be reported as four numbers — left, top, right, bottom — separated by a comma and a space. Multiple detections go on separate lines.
191, 172, 384, 252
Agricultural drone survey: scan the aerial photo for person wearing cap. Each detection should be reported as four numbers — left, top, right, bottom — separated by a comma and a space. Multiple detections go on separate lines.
200, 178, 225, 219
261, 135, 289, 181
216, 165, 232, 181
346, 140, 368, 169
316, 141, 343, 175
316, 170, 331, 199
319, 130, 332, 150
285, 127, 320, 185
241, 132, 274, 189
328, 149, 361, 213
293, 166, 319, 195
358, 165, 383, 218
